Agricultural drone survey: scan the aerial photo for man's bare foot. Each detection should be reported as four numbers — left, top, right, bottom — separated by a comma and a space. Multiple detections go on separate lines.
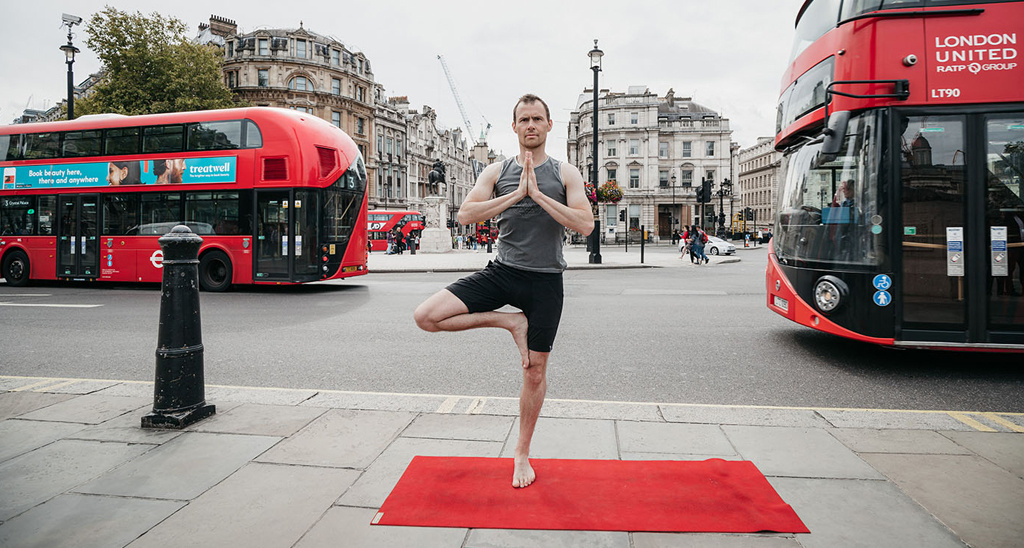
509, 313, 530, 368
512, 456, 536, 488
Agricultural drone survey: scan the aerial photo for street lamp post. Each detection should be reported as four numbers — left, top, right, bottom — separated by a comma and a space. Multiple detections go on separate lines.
59, 15, 81, 120
670, 173, 677, 237
588, 40, 603, 264
716, 178, 732, 236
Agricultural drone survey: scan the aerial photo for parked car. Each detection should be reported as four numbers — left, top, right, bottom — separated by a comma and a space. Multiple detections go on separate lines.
706, 236, 736, 255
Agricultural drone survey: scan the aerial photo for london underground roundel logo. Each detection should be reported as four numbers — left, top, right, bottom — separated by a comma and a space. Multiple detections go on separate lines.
150, 250, 164, 269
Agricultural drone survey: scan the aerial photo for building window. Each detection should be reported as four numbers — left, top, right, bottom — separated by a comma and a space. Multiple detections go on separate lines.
629, 168, 640, 189
331, 49, 340, 66
607, 204, 617, 226
227, 71, 236, 88
357, 117, 365, 135
706, 141, 715, 157
332, 111, 341, 127
659, 170, 669, 187
659, 142, 668, 158
682, 141, 691, 157
607, 142, 616, 156
227, 41, 234, 57
258, 39, 268, 56
631, 112, 639, 124
629, 139, 639, 156
295, 39, 306, 59
356, 86, 365, 102
681, 169, 693, 186
608, 113, 615, 125
331, 78, 341, 95
257, 69, 269, 87
291, 106, 311, 114
607, 167, 617, 181
629, 204, 640, 229
288, 76, 313, 91
359, 59, 364, 73
705, 169, 715, 183
386, 138, 393, 155
395, 141, 402, 158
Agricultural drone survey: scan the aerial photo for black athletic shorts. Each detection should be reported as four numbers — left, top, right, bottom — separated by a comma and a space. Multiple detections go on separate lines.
446, 260, 564, 353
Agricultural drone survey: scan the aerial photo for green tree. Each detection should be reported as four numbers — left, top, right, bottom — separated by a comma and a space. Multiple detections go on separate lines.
75, 7, 240, 116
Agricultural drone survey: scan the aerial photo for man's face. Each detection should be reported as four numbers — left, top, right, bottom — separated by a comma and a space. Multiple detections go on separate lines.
843, 183, 854, 199
513, 101, 552, 149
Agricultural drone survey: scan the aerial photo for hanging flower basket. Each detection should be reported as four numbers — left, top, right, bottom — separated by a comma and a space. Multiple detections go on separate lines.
584, 181, 623, 204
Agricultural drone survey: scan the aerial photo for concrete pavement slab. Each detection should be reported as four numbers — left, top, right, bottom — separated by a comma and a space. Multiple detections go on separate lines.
204, 384, 318, 406
16, 394, 150, 424
403, 413, 514, 442
0, 439, 153, 522
620, 452, 741, 461
295, 506, 469, 548
338, 437, 502, 508
0, 419, 85, 463
863, 453, 1024, 548
0, 392, 76, 420
256, 408, 415, 468
829, 428, 974, 455
464, 529, 631, 548
723, 426, 883, 479
818, 409, 972, 430
538, 399, 663, 421
92, 382, 153, 399
499, 417, 618, 459
941, 431, 1024, 479
660, 405, 827, 428
616, 422, 736, 456
769, 477, 966, 548
631, 533, 801, 548
63, 406, 183, 445
301, 390, 450, 413
188, 402, 327, 437
125, 462, 359, 548
33, 379, 121, 395
0, 493, 184, 548
74, 432, 279, 500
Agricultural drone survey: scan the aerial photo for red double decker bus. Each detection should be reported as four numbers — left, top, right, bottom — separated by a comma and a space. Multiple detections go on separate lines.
768, 0, 1023, 351
367, 210, 423, 252
1, 107, 367, 291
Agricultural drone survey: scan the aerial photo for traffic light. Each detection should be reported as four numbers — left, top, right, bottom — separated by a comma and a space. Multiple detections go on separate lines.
619, 209, 626, 222
446, 219, 454, 228
701, 179, 713, 204
745, 208, 754, 221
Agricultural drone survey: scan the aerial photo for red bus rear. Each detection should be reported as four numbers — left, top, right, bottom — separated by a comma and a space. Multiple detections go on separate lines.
367, 210, 424, 252
768, 0, 1024, 351
1, 107, 367, 291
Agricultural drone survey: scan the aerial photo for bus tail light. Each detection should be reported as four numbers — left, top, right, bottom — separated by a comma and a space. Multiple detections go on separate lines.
813, 276, 847, 313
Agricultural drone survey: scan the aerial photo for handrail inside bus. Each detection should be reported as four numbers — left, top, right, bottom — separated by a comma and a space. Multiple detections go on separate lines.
821, 79, 910, 152
837, 8, 983, 27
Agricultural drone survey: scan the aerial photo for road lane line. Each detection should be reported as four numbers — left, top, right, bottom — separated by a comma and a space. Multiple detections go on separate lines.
32, 379, 80, 392
948, 412, 998, 432
435, 397, 460, 414
981, 412, 1024, 433
11, 379, 66, 392
0, 303, 103, 308
465, 398, 485, 414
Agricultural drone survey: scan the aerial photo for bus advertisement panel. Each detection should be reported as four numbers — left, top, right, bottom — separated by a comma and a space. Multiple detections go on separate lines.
3, 157, 237, 189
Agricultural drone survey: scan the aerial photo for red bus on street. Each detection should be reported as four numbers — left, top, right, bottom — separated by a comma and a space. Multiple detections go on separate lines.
768, 0, 1024, 351
0, 107, 367, 291
367, 210, 423, 252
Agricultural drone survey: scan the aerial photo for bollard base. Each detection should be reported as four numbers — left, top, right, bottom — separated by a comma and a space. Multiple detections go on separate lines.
141, 403, 216, 430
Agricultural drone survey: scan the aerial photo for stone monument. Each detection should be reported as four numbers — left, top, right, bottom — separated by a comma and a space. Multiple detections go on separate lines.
418, 161, 452, 253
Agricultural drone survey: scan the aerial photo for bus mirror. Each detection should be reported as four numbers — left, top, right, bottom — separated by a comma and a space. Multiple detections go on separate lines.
822, 110, 850, 155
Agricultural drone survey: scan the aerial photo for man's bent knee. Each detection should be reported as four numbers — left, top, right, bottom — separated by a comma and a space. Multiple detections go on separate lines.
414, 289, 467, 332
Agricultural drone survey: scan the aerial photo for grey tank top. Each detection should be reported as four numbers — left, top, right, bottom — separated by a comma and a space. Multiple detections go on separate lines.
494, 156, 567, 273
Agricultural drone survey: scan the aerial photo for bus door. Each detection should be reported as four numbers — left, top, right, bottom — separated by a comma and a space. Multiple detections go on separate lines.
898, 112, 1024, 346
255, 189, 319, 282
57, 195, 99, 278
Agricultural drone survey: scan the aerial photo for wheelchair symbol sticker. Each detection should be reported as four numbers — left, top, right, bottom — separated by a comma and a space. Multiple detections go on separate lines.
872, 274, 892, 291
873, 291, 891, 307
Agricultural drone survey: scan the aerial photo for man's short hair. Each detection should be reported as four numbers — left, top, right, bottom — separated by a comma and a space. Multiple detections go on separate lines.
513, 94, 550, 122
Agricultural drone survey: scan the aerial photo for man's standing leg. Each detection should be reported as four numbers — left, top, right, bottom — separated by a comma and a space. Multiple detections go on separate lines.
513, 351, 548, 488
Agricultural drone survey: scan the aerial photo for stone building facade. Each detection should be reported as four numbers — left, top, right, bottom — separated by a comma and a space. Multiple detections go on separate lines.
737, 136, 782, 232
568, 86, 735, 240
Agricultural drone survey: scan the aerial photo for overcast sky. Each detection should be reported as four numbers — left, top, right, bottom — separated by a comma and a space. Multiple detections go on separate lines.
1, 0, 804, 157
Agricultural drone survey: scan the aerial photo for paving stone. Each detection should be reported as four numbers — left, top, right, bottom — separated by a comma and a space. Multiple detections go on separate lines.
616, 422, 736, 456
295, 506, 468, 548
403, 413, 514, 442
769, 477, 966, 548
863, 453, 1024, 548
0, 493, 183, 548
204, 385, 317, 406
75, 432, 279, 500
125, 463, 359, 548
499, 417, 618, 459
0, 439, 153, 522
16, 394, 150, 424
257, 409, 414, 468
64, 406, 183, 445
632, 533, 801, 547
830, 428, 973, 455
620, 452, 740, 462
91, 382, 153, 399
941, 431, 1024, 480
189, 403, 327, 437
0, 419, 85, 463
0, 392, 76, 420
818, 410, 970, 431
37, 379, 121, 395
301, 391, 448, 412
660, 405, 826, 428
465, 528, 630, 548
338, 437, 502, 508
723, 426, 882, 479
540, 399, 662, 421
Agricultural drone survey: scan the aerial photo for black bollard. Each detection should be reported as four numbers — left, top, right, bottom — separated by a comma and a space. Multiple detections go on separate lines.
142, 225, 215, 429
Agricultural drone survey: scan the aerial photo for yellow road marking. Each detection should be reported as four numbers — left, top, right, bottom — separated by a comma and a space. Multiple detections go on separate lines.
435, 397, 460, 414
31, 379, 80, 392
980, 413, 1024, 433
465, 398, 485, 414
11, 379, 64, 392
948, 412, 997, 432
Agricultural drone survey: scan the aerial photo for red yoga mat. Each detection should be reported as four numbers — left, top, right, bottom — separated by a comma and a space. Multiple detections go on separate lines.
373, 457, 808, 533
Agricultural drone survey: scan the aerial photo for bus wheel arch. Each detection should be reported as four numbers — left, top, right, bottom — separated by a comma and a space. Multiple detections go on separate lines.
2, 250, 31, 287
198, 249, 233, 292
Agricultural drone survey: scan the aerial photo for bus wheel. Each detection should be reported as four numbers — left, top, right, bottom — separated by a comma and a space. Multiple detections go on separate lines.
199, 250, 232, 292
2, 250, 30, 287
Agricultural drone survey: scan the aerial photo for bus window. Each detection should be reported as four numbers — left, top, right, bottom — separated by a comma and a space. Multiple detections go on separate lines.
1, 134, 23, 161
188, 121, 243, 151
186, 191, 244, 235
1, 196, 35, 235
63, 130, 103, 157
143, 125, 185, 154
104, 128, 140, 156
37, 196, 56, 235
244, 120, 263, 148
24, 133, 61, 160
103, 194, 141, 235
791, 0, 842, 63
139, 193, 183, 233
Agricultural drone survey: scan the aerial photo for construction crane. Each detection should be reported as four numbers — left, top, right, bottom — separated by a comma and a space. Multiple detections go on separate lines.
437, 55, 491, 145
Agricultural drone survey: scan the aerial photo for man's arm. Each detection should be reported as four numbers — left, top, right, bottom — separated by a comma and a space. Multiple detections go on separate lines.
527, 161, 594, 235
456, 162, 526, 226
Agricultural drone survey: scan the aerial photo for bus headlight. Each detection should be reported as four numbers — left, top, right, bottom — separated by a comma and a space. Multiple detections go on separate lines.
813, 276, 847, 313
